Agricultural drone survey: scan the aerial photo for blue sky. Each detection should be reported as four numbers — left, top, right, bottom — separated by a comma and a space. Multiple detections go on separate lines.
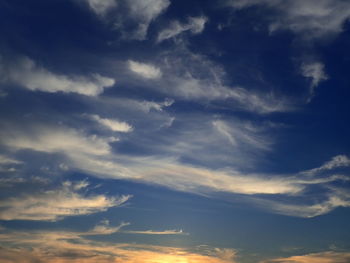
0, 0, 350, 262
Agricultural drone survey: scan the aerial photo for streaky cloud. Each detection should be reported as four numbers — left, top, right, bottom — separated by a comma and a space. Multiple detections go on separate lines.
301, 154, 350, 175
157, 16, 208, 42
227, 0, 350, 40
123, 229, 188, 235
0, 227, 237, 263
0, 56, 115, 96
0, 181, 131, 221
262, 251, 350, 263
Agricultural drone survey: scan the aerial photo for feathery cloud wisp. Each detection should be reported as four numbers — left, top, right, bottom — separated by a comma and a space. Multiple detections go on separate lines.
1, 56, 115, 96
0, 181, 131, 221
157, 16, 208, 42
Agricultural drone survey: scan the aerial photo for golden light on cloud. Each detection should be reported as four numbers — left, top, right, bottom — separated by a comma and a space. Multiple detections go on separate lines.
263, 251, 350, 263
0, 228, 237, 263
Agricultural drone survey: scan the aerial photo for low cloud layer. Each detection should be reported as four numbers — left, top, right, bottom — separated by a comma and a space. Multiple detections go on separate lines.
0, 227, 237, 263
263, 251, 350, 263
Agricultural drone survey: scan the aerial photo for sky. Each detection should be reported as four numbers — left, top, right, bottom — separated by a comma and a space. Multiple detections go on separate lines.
0, 0, 350, 262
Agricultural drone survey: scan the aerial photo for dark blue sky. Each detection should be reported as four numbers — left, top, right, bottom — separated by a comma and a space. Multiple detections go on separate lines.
0, 0, 350, 262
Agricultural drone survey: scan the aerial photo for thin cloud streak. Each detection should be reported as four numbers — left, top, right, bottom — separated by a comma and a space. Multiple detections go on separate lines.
157, 16, 208, 42
123, 229, 188, 235
0, 181, 131, 221
262, 251, 350, 263
0, 56, 115, 96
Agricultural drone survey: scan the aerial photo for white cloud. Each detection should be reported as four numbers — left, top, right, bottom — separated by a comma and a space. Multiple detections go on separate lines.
90, 114, 133, 132
0, 181, 131, 221
2, 125, 111, 156
123, 229, 188, 235
227, 0, 350, 40
124, 0, 170, 40
157, 16, 208, 42
1, 56, 115, 96
2, 121, 349, 217
139, 98, 174, 112
0, 123, 302, 196
84, 0, 117, 16
0, 155, 22, 165
301, 155, 350, 175
128, 60, 162, 79
264, 195, 350, 218
87, 220, 130, 235
140, 50, 293, 114
301, 61, 328, 99
213, 120, 271, 150
250, 185, 350, 218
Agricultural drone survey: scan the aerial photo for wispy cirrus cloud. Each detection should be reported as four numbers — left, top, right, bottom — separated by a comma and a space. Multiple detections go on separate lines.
227, 0, 350, 40
157, 16, 208, 42
0, 56, 115, 96
0, 180, 130, 221
123, 229, 188, 235
126, 0, 170, 40
1, 105, 349, 218
301, 155, 350, 175
82, 0, 117, 16
123, 47, 294, 114
213, 120, 272, 150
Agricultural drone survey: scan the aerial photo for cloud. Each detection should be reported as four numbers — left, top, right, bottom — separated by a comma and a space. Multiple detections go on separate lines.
2, 121, 349, 217
128, 60, 162, 79
263, 251, 350, 263
157, 16, 208, 42
301, 61, 328, 99
90, 114, 133, 132
0, 155, 22, 165
0, 181, 131, 221
85, 220, 130, 235
227, 0, 350, 40
301, 61, 328, 88
301, 155, 350, 175
113, 0, 170, 40
1, 56, 115, 96
123, 229, 188, 235
0, 123, 302, 196
212, 120, 271, 150
255, 192, 350, 218
83, 0, 117, 16
127, 48, 293, 113
139, 98, 174, 112
2, 125, 112, 157
0, 227, 238, 263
